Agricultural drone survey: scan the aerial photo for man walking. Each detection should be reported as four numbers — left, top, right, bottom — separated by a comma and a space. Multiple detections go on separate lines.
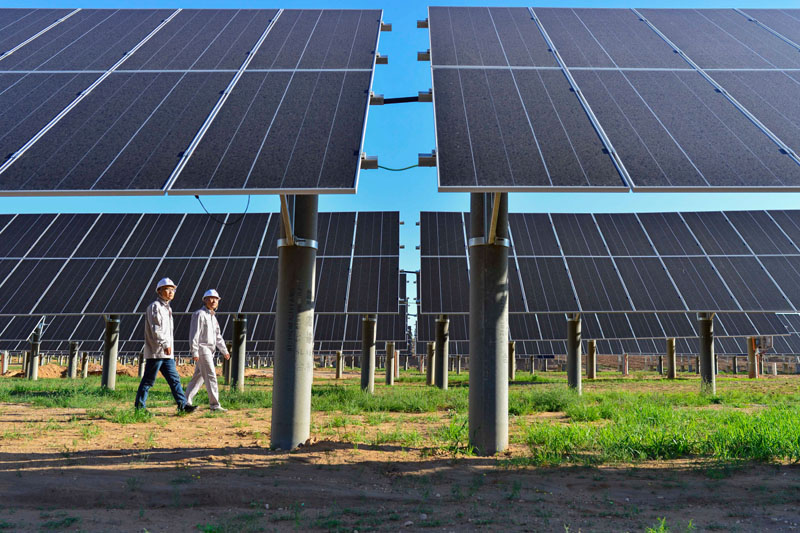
185, 289, 230, 412
134, 278, 196, 413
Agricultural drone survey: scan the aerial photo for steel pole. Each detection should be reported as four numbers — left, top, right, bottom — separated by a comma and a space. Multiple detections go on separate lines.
567, 315, 582, 394
385, 342, 394, 386
698, 313, 715, 394
29, 327, 41, 381
360, 315, 377, 393
667, 338, 676, 379
232, 315, 247, 392
102, 315, 120, 390
434, 315, 449, 390
586, 339, 596, 380
468, 192, 509, 455
67, 342, 78, 379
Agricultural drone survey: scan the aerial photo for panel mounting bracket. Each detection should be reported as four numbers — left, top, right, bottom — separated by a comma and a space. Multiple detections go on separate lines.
278, 196, 319, 249
488, 192, 502, 245
380, 22, 392, 32
360, 152, 379, 169
417, 18, 428, 29
376, 54, 388, 65
417, 49, 430, 61
418, 150, 436, 167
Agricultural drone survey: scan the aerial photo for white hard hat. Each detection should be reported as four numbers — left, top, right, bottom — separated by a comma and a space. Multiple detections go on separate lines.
203, 289, 220, 299
156, 277, 177, 290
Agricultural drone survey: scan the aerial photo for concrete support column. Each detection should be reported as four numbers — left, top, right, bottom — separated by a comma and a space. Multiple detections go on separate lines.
231, 315, 247, 392
335, 350, 343, 379
732, 356, 738, 375
695, 356, 700, 375
667, 338, 676, 379
102, 315, 120, 390
138, 351, 145, 378
223, 342, 232, 385
657, 355, 664, 375
360, 315, 377, 393
508, 341, 516, 381
566, 315, 582, 394
586, 339, 596, 380
434, 315, 449, 390
468, 192, 509, 455
456, 354, 462, 375
68, 342, 79, 379
771, 362, 778, 376
271, 195, 317, 450
714, 353, 719, 375
29, 327, 41, 381
698, 312, 715, 394
622, 354, 629, 376
385, 342, 395, 386
81, 353, 88, 378
1, 350, 7, 375
529, 355, 535, 376
426, 341, 435, 386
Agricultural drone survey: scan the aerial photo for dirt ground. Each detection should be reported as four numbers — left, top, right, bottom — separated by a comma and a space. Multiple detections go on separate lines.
2, 371, 800, 532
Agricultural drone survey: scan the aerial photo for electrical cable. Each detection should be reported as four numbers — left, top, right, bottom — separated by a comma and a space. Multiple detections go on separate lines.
378, 164, 419, 172
195, 194, 251, 225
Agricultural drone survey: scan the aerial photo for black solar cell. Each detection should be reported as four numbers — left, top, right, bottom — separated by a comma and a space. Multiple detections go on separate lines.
509, 213, 560, 256
552, 214, 607, 256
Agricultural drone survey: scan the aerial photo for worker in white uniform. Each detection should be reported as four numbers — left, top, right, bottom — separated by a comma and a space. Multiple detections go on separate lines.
135, 278, 196, 413
185, 289, 230, 412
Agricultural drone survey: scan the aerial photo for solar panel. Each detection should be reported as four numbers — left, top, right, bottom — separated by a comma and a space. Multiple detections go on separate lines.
0, 211, 398, 316
426, 8, 800, 192
0, 8, 382, 195
420, 210, 800, 314
417, 312, 785, 343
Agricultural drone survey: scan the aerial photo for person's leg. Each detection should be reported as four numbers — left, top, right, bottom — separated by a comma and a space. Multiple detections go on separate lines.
159, 358, 188, 409
184, 361, 205, 406
199, 353, 221, 409
134, 359, 162, 409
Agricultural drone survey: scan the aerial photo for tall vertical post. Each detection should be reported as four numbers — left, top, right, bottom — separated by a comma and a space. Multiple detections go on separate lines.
456, 354, 462, 375
426, 341, 435, 386
271, 195, 317, 450
102, 315, 120, 390
138, 350, 145, 378
231, 315, 247, 392
335, 350, 343, 379
81, 353, 88, 378
666, 338, 676, 379
360, 315, 377, 393
732, 356, 738, 375
698, 312, 715, 394
223, 342, 232, 385
622, 354, 629, 376
747, 337, 758, 379
1, 350, 7, 375
657, 355, 664, 375
385, 342, 395, 386
435, 315, 449, 390
68, 341, 79, 379
468, 192, 509, 455
29, 327, 41, 381
508, 341, 516, 381
566, 314, 582, 394
586, 339, 596, 380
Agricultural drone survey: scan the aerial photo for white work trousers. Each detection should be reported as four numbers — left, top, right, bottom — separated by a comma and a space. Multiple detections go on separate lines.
185, 353, 220, 408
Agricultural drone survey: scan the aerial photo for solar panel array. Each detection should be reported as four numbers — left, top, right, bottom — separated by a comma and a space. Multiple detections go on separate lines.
428, 8, 800, 192
0, 8, 381, 195
0, 211, 399, 317
420, 210, 800, 314
417, 312, 787, 344
0, 309, 408, 355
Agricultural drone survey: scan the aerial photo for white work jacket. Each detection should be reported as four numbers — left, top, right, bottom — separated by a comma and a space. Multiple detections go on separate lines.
144, 298, 173, 359
189, 307, 228, 358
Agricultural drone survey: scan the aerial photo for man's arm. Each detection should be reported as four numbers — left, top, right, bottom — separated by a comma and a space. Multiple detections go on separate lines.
147, 302, 171, 354
189, 311, 202, 361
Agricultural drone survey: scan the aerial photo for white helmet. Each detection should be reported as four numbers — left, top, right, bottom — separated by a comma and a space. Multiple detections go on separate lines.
156, 277, 177, 290
203, 289, 220, 299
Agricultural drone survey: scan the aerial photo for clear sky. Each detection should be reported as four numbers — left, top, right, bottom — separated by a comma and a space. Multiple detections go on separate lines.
2, 1, 800, 321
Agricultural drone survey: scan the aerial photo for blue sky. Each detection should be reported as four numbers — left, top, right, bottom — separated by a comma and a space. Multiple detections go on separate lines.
2, 0, 800, 316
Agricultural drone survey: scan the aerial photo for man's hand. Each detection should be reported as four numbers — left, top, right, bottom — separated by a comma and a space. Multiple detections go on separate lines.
224, 353, 230, 361
164, 347, 172, 355
193, 356, 199, 362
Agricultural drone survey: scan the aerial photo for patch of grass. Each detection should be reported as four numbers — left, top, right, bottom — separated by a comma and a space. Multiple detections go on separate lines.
87, 407, 153, 424
80, 424, 102, 440
433, 413, 474, 456
41, 515, 80, 530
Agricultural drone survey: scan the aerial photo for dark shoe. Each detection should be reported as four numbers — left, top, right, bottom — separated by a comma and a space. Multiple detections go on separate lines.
180, 404, 197, 414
